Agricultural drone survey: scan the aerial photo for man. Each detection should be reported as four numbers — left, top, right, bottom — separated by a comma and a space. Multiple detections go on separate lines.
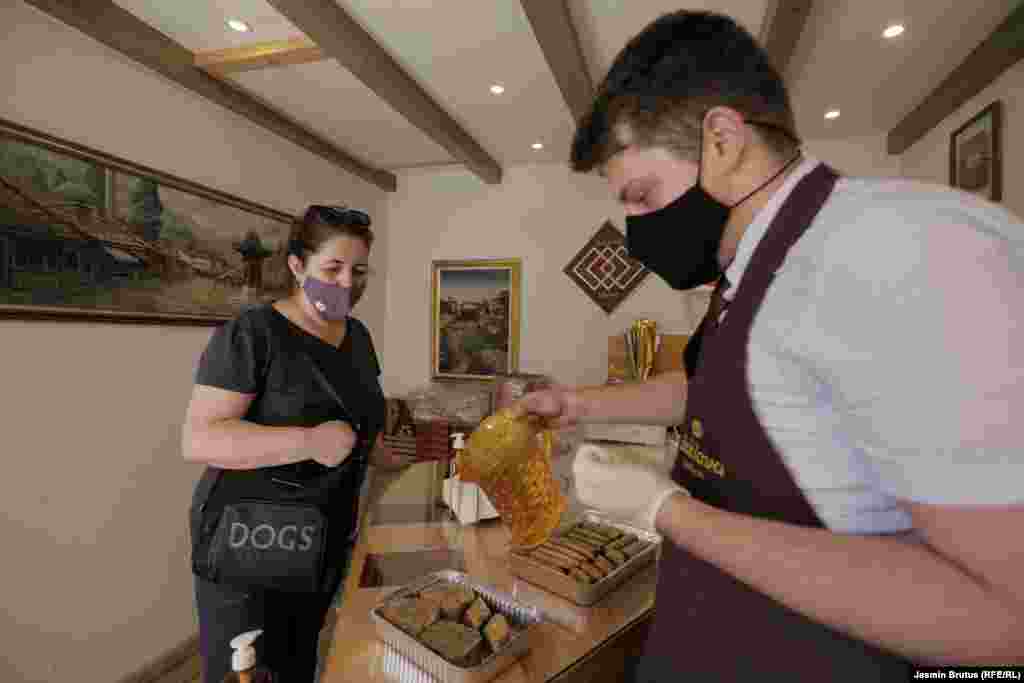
515, 11, 1024, 680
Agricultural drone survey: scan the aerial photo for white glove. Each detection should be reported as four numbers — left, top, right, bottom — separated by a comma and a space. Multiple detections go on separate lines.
572, 443, 689, 530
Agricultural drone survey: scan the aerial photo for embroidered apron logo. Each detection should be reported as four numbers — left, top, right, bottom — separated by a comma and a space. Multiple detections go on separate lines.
679, 421, 727, 479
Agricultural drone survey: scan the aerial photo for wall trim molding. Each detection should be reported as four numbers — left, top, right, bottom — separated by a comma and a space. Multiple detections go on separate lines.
116, 634, 200, 683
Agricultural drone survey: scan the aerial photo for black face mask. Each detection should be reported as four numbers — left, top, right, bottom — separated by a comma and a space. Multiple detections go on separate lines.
626, 182, 729, 290
625, 124, 801, 290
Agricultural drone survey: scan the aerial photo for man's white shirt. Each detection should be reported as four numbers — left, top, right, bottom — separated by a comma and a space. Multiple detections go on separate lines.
717, 157, 1024, 533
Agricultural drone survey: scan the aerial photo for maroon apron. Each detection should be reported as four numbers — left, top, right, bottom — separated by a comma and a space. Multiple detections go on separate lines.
637, 164, 911, 681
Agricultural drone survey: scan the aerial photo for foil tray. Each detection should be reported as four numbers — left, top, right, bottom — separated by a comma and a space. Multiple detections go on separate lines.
371, 570, 542, 683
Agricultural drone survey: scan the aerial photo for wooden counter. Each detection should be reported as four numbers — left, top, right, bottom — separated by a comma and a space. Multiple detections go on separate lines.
318, 463, 656, 682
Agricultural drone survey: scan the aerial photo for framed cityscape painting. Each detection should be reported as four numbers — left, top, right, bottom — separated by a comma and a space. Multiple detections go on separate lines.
950, 101, 1002, 202
430, 258, 521, 381
0, 117, 295, 325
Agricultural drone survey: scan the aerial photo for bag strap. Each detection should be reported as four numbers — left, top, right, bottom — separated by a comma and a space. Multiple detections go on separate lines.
196, 352, 361, 511
307, 355, 371, 544
308, 360, 360, 433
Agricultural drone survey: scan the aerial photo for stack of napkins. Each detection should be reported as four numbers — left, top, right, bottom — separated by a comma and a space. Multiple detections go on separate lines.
581, 423, 666, 446
442, 477, 500, 525
577, 442, 673, 473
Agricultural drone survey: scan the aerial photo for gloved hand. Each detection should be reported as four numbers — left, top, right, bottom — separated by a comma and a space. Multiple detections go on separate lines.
573, 443, 689, 530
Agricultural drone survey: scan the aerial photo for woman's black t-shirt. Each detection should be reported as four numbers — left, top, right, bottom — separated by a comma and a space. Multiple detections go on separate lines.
190, 304, 385, 569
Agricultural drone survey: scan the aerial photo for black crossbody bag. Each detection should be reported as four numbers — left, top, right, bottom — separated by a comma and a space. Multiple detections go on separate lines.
190, 361, 367, 594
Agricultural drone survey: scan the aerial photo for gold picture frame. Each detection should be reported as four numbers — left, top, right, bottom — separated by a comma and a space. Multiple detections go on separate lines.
430, 258, 521, 381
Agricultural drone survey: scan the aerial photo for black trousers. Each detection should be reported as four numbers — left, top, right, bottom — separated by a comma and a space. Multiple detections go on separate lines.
194, 574, 342, 683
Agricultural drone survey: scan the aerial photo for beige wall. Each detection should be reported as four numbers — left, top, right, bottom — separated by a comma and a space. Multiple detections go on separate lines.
804, 134, 901, 177
377, 134, 897, 397
0, 3, 385, 682
378, 162, 705, 396
900, 59, 1024, 219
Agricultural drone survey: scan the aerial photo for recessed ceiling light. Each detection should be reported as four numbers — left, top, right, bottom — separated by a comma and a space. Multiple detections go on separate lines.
824, 110, 841, 120
883, 24, 905, 39
531, 142, 544, 150
490, 84, 505, 95
227, 19, 251, 33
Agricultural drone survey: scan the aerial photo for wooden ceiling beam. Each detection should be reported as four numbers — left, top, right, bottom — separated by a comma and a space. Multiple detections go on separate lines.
887, 3, 1024, 155
22, 0, 396, 192
265, 0, 502, 185
520, 0, 595, 123
195, 37, 325, 76
759, 0, 816, 77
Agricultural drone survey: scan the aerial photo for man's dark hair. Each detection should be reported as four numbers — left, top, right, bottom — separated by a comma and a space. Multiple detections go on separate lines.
571, 11, 800, 173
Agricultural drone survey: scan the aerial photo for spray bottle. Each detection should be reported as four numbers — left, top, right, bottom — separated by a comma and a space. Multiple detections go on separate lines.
442, 432, 500, 524
442, 432, 468, 523
450, 432, 466, 479
449, 432, 467, 521
222, 629, 273, 683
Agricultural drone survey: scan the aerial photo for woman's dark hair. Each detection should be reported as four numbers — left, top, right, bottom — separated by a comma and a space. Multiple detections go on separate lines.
286, 205, 374, 265
571, 11, 800, 172
283, 205, 374, 293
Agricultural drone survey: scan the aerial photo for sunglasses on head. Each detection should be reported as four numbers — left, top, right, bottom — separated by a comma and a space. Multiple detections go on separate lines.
306, 204, 372, 227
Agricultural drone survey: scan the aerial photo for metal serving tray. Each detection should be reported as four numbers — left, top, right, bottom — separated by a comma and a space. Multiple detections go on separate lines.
508, 510, 661, 606
370, 570, 543, 683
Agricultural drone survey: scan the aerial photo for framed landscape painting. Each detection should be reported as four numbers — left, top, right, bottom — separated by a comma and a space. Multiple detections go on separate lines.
431, 259, 521, 381
950, 101, 1002, 202
0, 118, 295, 325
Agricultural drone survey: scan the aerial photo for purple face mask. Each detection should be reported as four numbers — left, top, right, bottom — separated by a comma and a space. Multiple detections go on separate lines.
302, 276, 351, 322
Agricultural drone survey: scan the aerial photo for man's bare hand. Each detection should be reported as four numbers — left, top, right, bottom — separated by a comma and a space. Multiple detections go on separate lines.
510, 385, 587, 429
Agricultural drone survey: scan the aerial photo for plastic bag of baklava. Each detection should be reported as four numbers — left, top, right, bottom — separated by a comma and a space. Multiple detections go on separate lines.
459, 408, 567, 549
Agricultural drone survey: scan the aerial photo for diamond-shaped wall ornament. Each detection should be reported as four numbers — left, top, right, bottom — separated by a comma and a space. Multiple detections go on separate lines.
563, 220, 649, 314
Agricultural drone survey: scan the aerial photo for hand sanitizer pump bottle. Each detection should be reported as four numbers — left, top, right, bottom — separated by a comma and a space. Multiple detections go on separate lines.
222, 629, 273, 683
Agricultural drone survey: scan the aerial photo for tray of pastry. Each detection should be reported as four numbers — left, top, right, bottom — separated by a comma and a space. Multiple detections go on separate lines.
371, 570, 543, 683
508, 511, 661, 606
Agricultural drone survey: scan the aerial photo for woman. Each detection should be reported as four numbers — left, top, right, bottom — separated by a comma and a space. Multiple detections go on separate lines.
182, 205, 407, 682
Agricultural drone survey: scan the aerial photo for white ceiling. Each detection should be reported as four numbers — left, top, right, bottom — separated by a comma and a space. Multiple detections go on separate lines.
115, 0, 300, 51
569, 0, 768, 84
336, 0, 577, 166
110, 0, 1019, 177
231, 60, 453, 169
788, 0, 1020, 139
